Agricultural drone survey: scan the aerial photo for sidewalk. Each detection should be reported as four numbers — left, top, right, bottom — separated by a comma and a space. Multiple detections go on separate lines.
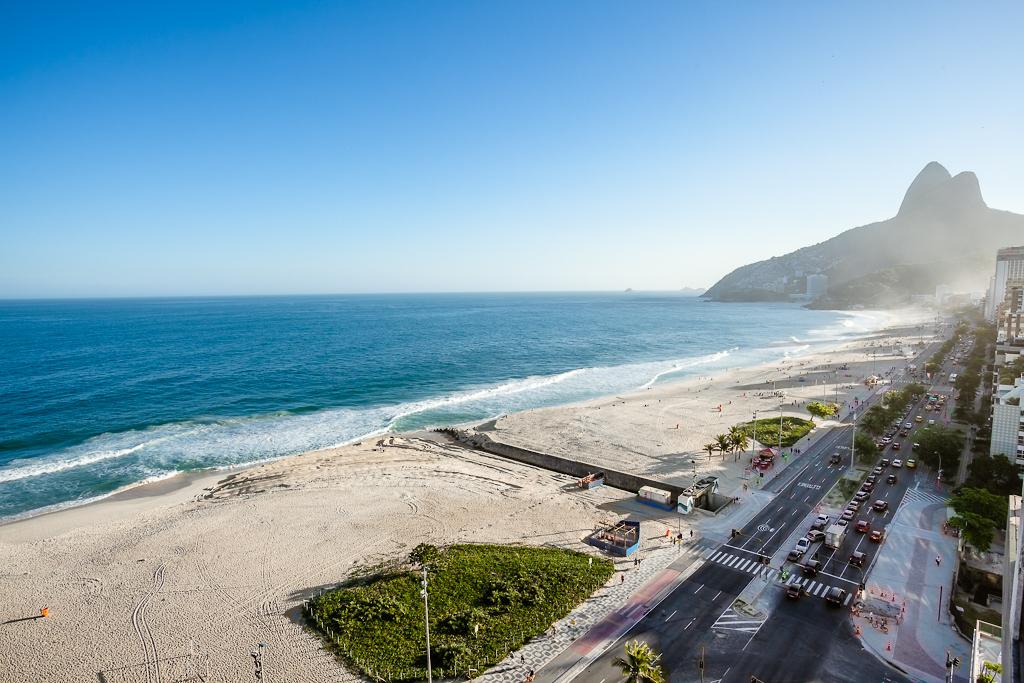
854, 484, 969, 682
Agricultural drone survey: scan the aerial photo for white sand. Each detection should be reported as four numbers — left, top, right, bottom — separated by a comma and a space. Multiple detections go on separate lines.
488, 331, 930, 497
0, 322, 935, 682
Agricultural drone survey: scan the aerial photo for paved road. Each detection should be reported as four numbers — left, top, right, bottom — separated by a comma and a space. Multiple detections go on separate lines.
568, 338, 950, 683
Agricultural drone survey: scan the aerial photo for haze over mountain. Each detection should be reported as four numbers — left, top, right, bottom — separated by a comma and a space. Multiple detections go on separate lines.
702, 162, 1024, 308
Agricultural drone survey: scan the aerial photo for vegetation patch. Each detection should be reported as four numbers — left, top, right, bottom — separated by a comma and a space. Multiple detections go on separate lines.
306, 543, 614, 680
739, 416, 814, 448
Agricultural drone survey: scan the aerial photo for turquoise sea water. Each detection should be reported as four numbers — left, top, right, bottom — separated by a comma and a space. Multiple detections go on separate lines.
0, 293, 890, 519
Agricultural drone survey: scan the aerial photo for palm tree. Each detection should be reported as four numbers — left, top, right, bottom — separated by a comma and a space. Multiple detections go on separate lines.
714, 434, 731, 461
703, 442, 716, 461
729, 426, 749, 462
613, 640, 665, 683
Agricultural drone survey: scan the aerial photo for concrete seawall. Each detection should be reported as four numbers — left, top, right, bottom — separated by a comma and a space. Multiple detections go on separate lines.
438, 428, 689, 503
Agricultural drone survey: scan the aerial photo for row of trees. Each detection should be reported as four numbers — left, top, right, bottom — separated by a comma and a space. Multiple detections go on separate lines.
704, 426, 751, 462
857, 383, 928, 437
953, 323, 995, 426
944, 322, 1017, 552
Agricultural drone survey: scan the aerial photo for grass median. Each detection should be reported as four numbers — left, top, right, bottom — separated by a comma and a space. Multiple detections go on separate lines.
306, 543, 615, 680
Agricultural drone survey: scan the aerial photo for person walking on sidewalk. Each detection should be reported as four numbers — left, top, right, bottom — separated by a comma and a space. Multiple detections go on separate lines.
935, 554, 942, 566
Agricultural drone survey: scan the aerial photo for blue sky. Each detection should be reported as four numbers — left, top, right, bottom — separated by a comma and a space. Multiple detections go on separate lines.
2, 1, 1022, 297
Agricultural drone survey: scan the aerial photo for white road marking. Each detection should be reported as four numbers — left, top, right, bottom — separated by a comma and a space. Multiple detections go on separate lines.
684, 618, 695, 630
665, 610, 677, 622
694, 584, 703, 594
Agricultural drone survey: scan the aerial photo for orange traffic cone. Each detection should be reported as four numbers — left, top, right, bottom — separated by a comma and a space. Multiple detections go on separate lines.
40, 607, 49, 618
854, 625, 861, 636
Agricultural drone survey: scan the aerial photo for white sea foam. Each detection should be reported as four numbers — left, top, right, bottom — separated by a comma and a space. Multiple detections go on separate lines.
0, 314, 891, 491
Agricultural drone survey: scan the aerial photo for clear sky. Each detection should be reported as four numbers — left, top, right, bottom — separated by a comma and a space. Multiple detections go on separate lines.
2, 1, 1022, 298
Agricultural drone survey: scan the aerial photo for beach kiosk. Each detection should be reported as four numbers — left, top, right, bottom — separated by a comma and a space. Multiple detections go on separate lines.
637, 485, 673, 510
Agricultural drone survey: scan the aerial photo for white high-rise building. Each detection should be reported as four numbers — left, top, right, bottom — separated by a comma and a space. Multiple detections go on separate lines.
987, 247, 1024, 322
805, 273, 828, 298
990, 377, 1024, 464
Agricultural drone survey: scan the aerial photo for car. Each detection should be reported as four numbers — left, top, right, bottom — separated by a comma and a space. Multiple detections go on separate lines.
826, 587, 848, 606
806, 529, 825, 543
803, 559, 821, 576
811, 514, 830, 531
906, 459, 917, 468
841, 509, 855, 521
891, 442, 901, 451
872, 500, 889, 512
866, 474, 878, 484
911, 443, 919, 451
881, 437, 892, 444
904, 422, 913, 429
880, 459, 890, 467
892, 459, 903, 468
787, 548, 805, 561
847, 501, 861, 512
899, 430, 909, 437
855, 519, 871, 533
870, 529, 884, 542
849, 551, 866, 567
915, 415, 923, 422
928, 419, 936, 426
835, 518, 849, 527
786, 583, 804, 599
861, 482, 874, 493
887, 473, 897, 484
854, 491, 870, 502
872, 466, 884, 475
829, 453, 842, 465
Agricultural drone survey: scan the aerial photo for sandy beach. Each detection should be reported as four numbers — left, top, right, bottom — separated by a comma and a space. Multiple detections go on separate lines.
0, 321, 934, 682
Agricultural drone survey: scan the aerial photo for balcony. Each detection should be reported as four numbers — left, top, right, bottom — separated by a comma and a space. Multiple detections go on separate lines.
971, 620, 1003, 682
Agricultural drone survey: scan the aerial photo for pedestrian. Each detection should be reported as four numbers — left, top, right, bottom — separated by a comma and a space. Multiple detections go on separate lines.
620, 574, 625, 584
935, 554, 941, 566
689, 529, 694, 539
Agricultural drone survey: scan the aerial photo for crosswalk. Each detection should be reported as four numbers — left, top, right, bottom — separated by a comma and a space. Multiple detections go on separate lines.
711, 610, 765, 633
706, 548, 778, 581
903, 487, 947, 506
781, 574, 853, 604
703, 546, 854, 604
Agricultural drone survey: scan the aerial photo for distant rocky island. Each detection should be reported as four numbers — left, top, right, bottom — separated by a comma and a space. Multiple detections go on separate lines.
702, 162, 1024, 309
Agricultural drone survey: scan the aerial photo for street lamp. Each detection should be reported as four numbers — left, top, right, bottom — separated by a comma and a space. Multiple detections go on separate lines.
421, 569, 433, 683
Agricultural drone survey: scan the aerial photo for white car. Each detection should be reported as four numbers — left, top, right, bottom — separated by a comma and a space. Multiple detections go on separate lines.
892, 459, 903, 468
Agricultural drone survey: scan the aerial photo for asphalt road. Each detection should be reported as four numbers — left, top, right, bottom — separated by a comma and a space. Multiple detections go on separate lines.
570, 336, 956, 683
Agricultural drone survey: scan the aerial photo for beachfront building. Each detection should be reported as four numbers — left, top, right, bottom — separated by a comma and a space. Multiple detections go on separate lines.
986, 247, 1024, 322
990, 377, 1024, 464
999, 492, 1023, 680
805, 273, 828, 298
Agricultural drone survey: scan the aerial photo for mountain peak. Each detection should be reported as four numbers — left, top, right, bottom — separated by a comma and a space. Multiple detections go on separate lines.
898, 162, 986, 215
898, 162, 951, 214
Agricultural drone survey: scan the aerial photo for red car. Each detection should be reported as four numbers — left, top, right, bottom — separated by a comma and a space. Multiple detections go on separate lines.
869, 529, 884, 542
855, 519, 870, 533
891, 442, 901, 450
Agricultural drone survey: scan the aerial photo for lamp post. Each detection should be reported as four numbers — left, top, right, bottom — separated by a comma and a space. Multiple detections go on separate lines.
421, 569, 432, 683
849, 409, 857, 475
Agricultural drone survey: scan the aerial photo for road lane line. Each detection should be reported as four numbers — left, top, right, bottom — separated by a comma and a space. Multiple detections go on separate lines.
714, 590, 722, 600
665, 610, 677, 622
684, 618, 695, 630
694, 584, 703, 594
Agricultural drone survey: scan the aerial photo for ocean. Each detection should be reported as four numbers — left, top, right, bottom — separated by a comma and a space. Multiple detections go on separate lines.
0, 293, 892, 520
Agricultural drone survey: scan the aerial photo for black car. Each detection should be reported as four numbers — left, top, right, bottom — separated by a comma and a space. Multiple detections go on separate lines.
887, 474, 897, 484
802, 559, 821, 576
786, 583, 804, 599
825, 587, 847, 606
849, 550, 865, 567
